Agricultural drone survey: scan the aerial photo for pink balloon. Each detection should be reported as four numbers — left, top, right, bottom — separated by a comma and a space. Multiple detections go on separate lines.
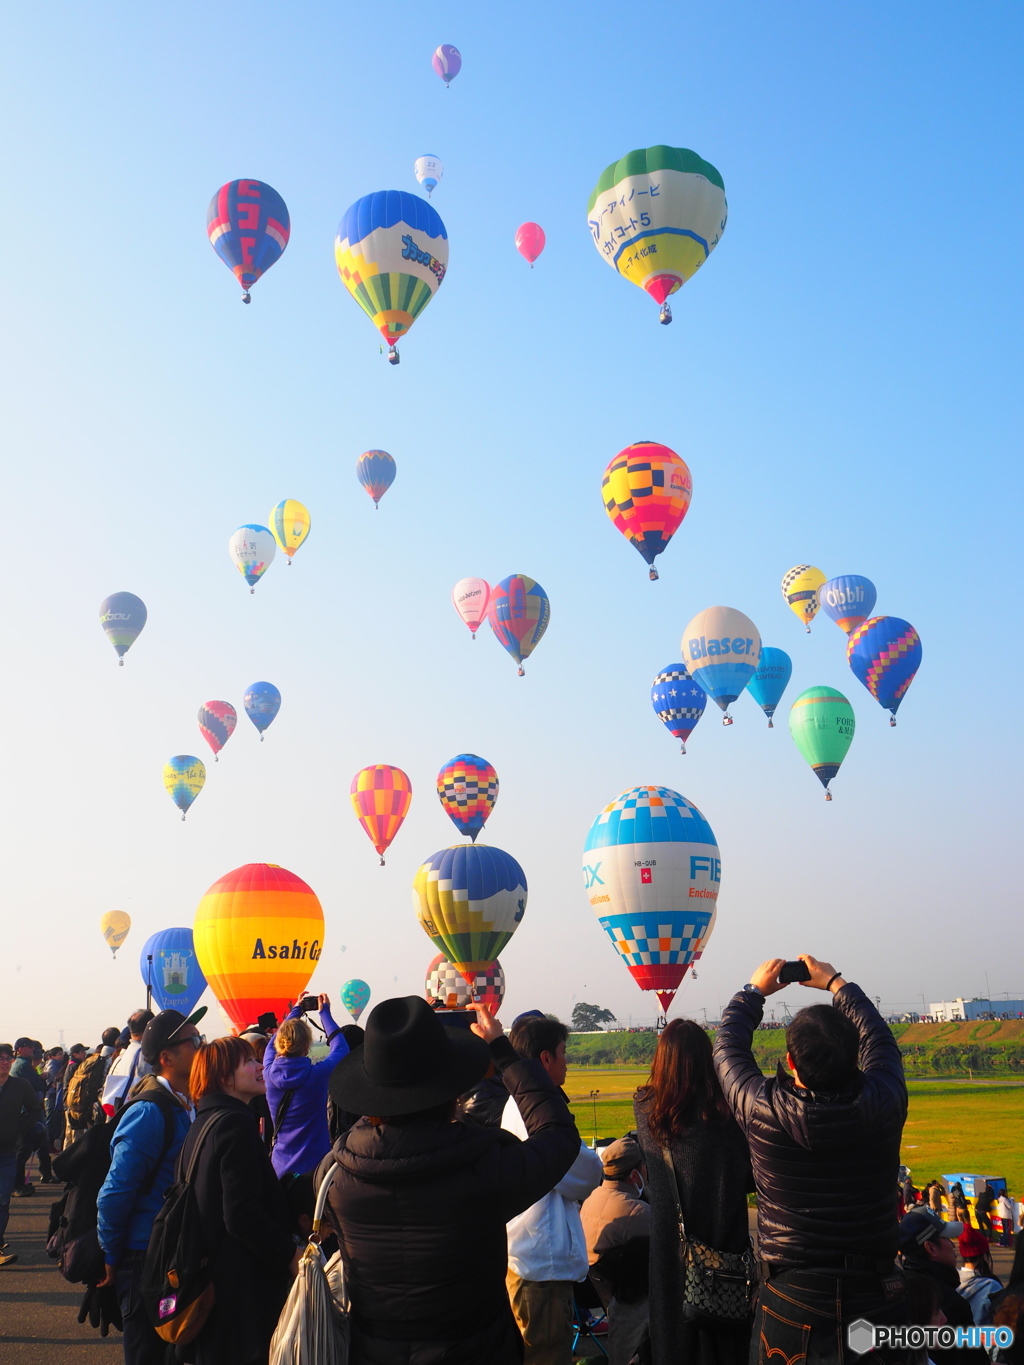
452, 578, 491, 637
515, 222, 546, 266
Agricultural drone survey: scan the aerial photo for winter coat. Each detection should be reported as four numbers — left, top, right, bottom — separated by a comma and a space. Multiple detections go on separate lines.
960, 1266, 1003, 1324
0, 1075, 41, 1155
176, 1091, 296, 1365
902, 1254, 990, 1365
581, 1178, 651, 1263
317, 1035, 581, 1365
263, 1004, 349, 1176
713, 982, 907, 1266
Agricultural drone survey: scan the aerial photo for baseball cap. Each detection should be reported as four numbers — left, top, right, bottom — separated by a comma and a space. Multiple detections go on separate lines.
898, 1209, 963, 1247
601, 1136, 643, 1179
140, 1007, 208, 1063
511, 1010, 546, 1026
14, 1037, 32, 1050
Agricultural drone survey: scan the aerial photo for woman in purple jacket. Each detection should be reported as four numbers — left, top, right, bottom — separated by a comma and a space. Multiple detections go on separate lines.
263, 994, 349, 1176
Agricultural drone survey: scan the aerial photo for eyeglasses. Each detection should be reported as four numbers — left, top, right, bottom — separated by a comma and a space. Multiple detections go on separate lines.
171, 1033, 205, 1051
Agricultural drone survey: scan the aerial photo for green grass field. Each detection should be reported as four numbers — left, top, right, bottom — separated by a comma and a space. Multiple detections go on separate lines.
566, 1067, 1024, 1191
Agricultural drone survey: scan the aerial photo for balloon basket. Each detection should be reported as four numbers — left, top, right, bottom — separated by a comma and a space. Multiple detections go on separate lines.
767, 719, 774, 728
260, 734, 264, 742
805, 625, 811, 634
889, 716, 897, 727
242, 291, 251, 304
659, 304, 672, 325
214, 755, 218, 763
118, 658, 124, 667
679, 742, 686, 754
649, 567, 659, 581
722, 714, 733, 726
656, 1013, 667, 1032
379, 856, 385, 867
517, 666, 525, 677
387, 346, 400, 365
181, 813, 186, 822
825, 791, 833, 802
250, 587, 255, 595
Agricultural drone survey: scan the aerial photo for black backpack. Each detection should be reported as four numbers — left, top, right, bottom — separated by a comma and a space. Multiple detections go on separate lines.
46, 1088, 178, 1284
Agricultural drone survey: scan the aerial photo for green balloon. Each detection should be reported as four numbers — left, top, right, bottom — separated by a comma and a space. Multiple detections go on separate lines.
788, 686, 855, 799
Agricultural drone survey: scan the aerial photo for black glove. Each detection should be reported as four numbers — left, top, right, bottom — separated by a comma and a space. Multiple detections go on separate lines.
78, 1281, 123, 1336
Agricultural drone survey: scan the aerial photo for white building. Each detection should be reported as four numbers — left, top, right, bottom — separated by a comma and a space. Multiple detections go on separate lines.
929, 998, 1024, 1021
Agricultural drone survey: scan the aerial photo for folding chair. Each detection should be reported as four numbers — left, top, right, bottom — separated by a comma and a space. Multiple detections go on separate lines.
572, 1274, 608, 1357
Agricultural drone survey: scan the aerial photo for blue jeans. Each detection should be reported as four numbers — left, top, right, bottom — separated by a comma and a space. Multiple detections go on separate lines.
115, 1248, 167, 1364
753, 1267, 910, 1365
0, 1151, 16, 1243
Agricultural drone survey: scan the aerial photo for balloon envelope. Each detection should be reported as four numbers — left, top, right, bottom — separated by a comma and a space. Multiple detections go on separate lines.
425, 953, 504, 1014
351, 765, 413, 861
270, 500, 311, 558
781, 565, 826, 630
356, 451, 396, 506
582, 786, 720, 1014
436, 754, 498, 842
651, 663, 707, 752
413, 844, 527, 981
163, 756, 205, 820
432, 44, 461, 85
99, 592, 147, 664
818, 575, 876, 634
681, 606, 761, 713
229, 525, 276, 590
602, 441, 692, 577
846, 616, 921, 720
198, 701, 237, 759
340, 979, 371, 1022
101, 910, 131, 957
193, 863, 324, 1034
414, 155, 443, 196
587, 146, 727, 307
452, 577, 490, 635
789, 687, 856, 796
747, 647, 793, 725
206, 180, 290, 298
243, 682, 281, 737
515, 222, 546, 265
140, 928, 207, 1015
488, 574, 550, 674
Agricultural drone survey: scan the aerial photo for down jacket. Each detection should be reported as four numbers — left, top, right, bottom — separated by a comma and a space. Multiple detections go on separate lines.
713, 982, 907, 1266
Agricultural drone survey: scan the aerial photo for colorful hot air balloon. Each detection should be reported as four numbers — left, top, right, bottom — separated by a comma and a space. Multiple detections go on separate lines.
747, 647, 793, 728
101, 911, 131, 958
340, 979, 371, 1022
270, 500, 311, 562
781, 565, 826, 632
140, 928, 208, 1015
425, 953, 505, 1014
436, 754, 498, 841
432, 43, 461, 86
350, 765, 413, 865
206, 179, 290, 303
488, 574, 550, 676
846, 617, 922, 726
335, 192, 448, 363
99, 592, 147, 666
163, 756, 206, 821
587, 146, 727, 323
681, 606, 761, 724
198, 700, 237, 761
229, 525, 276, 593
413, 845, 527, 983
243, 682, 281, 740
356, 450, 396, 508
515, 222, 546, 266
602, 441, 692, 580
414, 155, 443, 197
789, 687, 856, 800
452, 577, 490, 638
582, 786, 720, 1017
193, 863, 324, 1034
819, 575, 878, 635
651, 663, 707, 753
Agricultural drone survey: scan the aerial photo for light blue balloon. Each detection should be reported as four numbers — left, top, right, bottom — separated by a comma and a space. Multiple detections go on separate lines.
243, 681, 281, 739
747, 647, 793, 726
818, 575, 877, 633
140, 928, 207, 1015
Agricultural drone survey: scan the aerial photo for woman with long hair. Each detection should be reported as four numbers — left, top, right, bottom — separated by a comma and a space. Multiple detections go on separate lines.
634, 1019, 754, 1365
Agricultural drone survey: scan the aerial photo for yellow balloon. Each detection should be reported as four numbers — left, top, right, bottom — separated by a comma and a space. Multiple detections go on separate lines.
781, 565, 826, 632
101, 910, 132, 957
270, 499, 311, 559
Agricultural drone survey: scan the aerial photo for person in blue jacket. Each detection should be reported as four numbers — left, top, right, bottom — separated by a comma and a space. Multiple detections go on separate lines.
96, 1007, 204, 1365
263, 994, 349, 1177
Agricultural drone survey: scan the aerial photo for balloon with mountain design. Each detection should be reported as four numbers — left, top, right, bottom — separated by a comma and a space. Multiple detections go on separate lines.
413, 845, 526, 985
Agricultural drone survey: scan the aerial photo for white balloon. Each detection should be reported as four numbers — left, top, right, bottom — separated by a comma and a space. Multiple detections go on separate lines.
452, 577, 490, 637
414, 155, 444, 197
228, 524, 277, 594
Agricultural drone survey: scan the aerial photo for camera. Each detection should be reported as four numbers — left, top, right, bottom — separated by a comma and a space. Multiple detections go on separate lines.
296, 995, 319, 1013
434, 1008, 475, 1031
777, 961, 812, 984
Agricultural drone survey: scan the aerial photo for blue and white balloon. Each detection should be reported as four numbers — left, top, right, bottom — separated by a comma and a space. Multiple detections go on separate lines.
413, 155, 443, 197
680, 606, 761, 724
140, 928, 208, 1015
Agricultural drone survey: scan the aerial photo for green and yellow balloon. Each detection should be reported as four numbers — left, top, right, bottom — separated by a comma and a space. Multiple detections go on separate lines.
788, 687, 855, 801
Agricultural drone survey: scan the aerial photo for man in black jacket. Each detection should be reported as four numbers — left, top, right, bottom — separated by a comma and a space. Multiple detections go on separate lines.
0, 1042, 42, 1266
713, 954, 909, 1364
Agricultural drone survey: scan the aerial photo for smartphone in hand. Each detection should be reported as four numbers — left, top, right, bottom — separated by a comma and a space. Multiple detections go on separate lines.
777, 961, 811, 984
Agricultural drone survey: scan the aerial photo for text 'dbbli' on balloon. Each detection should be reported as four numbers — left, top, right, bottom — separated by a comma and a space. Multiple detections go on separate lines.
206, 180, 290, 303
582, 785, 720, 1017
602, 441, 692, 580
425, 953, 504, 1014
351, 765, 413, 864
243, 682, 280, 740
99, 592, 147, 666
846, 616, 921, 725
101, 910, 132, 957
681, 606, 761, 724
356, 451, 396, 508
163, 756, 205, 821
140, 927, 207, 1015
437, 754, 498, 841
198, 701, 237, 761
270, 500, 311, 561
651, 663, 707, 753
818, 575, 876, 635
746, 647, 793, 727
781, 565, 826, 632
488, 574, 550, 676
413, 844, 526, 984
340, 979, 371, 1022
229, 525, 276, 592
789, 687, 855, 800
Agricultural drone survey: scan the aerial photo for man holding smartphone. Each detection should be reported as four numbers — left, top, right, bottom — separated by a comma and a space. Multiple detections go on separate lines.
713, 954, 909, 1364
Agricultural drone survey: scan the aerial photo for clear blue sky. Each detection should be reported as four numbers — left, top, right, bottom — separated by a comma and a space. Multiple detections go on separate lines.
2, 2, 1021, 1044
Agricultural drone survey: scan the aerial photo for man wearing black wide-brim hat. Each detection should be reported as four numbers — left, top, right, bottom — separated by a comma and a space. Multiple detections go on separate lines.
316, 995, 582, 1364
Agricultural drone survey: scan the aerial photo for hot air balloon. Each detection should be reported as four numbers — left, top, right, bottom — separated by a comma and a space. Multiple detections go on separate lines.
243, 681, 281, 740
270, 500, 311, 562
413, 845, 527, 984
681, 606, 761, 724
425, 953, 505, 1013
140, 928, 208, 1015
197, 701, 236, 762
414, 155, 443, 197
789, 687, 856, 799
340, 979, 371, 1022
335, 192, 448, 364
602, 441, 692, 580
846, 617, 922, 726
356, 450, 396, 508
781, 566, 826, 632
206, 179, 290, 303
747, 647, 793, 728
101, 911, 131, 957
587, 146, 727, 324
436, 754, 498, 841
452, 577, 490, 638
651, 663, 707, 753
582, 786, 720, 1019
193, 863, 324, 1034
99, 592, 147, 666
515, 222, 546, 266
163, 756, 205, 821
229, 525, 276, 593
432, 44, 461, 86
488, 574, 550, 676
818, 575, 877, 635
351, 765, 413, 865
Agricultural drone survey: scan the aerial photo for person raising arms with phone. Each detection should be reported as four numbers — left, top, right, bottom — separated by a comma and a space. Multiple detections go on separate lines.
262, 994, 349, 1178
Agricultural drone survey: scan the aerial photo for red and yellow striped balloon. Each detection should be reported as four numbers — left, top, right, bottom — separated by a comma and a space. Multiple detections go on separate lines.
601, 441, 692, 580
193, 863, 324, 1033
350, 765, 413, 864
